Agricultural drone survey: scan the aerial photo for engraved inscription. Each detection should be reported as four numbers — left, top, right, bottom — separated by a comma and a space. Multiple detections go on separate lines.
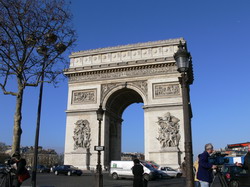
153, 83, 180, 98
72, 89, 96, 104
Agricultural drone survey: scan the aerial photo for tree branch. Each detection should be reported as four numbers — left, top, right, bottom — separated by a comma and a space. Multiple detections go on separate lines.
0, 83, 17, 96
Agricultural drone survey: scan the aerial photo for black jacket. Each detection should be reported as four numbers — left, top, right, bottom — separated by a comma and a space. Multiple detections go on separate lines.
197, 151, 213, 183
243, 152, 250, 175
132, 164, 144, 187
15, 159, 26, 175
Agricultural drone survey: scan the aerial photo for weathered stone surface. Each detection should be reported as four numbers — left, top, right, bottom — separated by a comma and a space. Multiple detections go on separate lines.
64, 38, 186, 170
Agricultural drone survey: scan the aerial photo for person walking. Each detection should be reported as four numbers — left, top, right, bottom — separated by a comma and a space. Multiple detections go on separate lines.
197, 143, 217, 187
132, 159, 144, 187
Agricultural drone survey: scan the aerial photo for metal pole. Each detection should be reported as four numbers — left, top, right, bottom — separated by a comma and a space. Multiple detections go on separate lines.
96, 119, 103, 187
179, 72, 194, 187
31, 60, 46, 187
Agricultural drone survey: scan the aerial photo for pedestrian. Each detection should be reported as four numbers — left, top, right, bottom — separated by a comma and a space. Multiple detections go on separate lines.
193, 157, 200, 187
132, 158, 144, 187
236, 144, 250, 184
197, 143, 217, 187
11, 152, 28, 187
181, 157, 186, 177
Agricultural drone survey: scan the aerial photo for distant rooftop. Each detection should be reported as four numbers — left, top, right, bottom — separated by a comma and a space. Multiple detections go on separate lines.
227, 142, 250, 148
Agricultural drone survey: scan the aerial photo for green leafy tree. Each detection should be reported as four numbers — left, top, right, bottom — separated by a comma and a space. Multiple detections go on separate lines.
0, 0, 76, 153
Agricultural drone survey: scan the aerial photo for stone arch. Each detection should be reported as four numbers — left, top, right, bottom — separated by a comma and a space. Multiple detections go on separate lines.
102, 85, 146, 165
64, 38, 188, 170
101, 82, 148, 112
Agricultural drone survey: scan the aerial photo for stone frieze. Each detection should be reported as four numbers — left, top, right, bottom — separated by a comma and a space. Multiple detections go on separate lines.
153, 83, 180, 99
72, 89, 97, 104
68, 64, 177, 83
70, 45, 177, 68
101, 80, 148, 102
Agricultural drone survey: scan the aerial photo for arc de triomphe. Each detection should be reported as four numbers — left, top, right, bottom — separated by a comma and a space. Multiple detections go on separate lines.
64, 38, 191, 170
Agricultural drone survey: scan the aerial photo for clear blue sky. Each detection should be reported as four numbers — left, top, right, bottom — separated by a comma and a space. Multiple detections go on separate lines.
0, 0, 250, 158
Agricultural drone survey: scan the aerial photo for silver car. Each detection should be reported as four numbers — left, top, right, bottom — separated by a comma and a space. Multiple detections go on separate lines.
158, 166, 182, 178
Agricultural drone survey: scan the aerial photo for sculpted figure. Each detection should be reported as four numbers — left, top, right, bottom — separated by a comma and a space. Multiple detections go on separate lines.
73, 120, 91, 150
156, 113, 181, 148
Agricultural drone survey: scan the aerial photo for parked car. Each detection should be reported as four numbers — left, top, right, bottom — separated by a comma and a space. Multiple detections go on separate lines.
158, 166, 182, 178
154, 168, 171, 179
110, 160, 158, 180
37, 165, 50, 173
54, 165, 82, 176
140, 161, 160, 180
0, 164, 6, 173
145, 161, 160, 170
50, 165, 57, 173
143, 161, 170, 179
221, 164, 250, 187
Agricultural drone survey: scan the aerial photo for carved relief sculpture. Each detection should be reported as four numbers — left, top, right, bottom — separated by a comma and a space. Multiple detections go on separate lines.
153, 83, 180, 99
73, 120, 91, 150
156, 112, 181, 148
72, 89, 96, 104
101, 80, 148, 102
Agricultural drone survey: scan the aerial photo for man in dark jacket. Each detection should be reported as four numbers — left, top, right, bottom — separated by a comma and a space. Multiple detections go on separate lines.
236, 144, 250, 171
132, 159, 144, 187
197, 143, 217, 187
236, 144, 250, 183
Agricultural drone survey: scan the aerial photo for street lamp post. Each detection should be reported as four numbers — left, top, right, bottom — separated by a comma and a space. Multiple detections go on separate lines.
96, 105, 104, 187
31, 33, 66, 187
174, 41, 194, 187
31, 53, 46, 187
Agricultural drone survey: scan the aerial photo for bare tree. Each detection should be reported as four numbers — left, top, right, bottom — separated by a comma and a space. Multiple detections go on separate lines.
0, 142, 8, 152
0, 142, 9, 163
0, 0, 76, 153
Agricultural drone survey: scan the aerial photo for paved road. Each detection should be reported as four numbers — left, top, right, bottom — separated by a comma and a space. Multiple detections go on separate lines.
21, 172, 187, 187
1, 172, 222, 187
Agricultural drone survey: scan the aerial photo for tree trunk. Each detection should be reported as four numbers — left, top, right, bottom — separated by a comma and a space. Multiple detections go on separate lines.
11, 79, 24, 154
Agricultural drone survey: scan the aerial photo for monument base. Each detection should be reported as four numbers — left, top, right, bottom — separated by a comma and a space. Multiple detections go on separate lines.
148, 147, 181, 169
64, 148, 92, 170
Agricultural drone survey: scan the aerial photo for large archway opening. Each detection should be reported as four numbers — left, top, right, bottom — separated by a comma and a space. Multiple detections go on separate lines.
104, 87, 144, 165
122, 103, 144, 153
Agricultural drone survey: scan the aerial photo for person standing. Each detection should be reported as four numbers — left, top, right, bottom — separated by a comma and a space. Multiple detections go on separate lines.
193, 157, 200, 187
132, 159, 144, 187
181, 157, 186, 177
11, 152, 27, 187
197, 143, 217, 187
236, 144, 250, 184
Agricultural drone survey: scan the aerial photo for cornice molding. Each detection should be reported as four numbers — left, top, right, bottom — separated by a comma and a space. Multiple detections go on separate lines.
143, 103, 183, 109
67, 63, 178, 83
65, 56, 174, 74
66, 108, 98, 113
70, 38, 185, 57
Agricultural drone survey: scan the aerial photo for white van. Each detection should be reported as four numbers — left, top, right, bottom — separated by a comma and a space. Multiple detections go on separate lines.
110, 160, 157, 180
